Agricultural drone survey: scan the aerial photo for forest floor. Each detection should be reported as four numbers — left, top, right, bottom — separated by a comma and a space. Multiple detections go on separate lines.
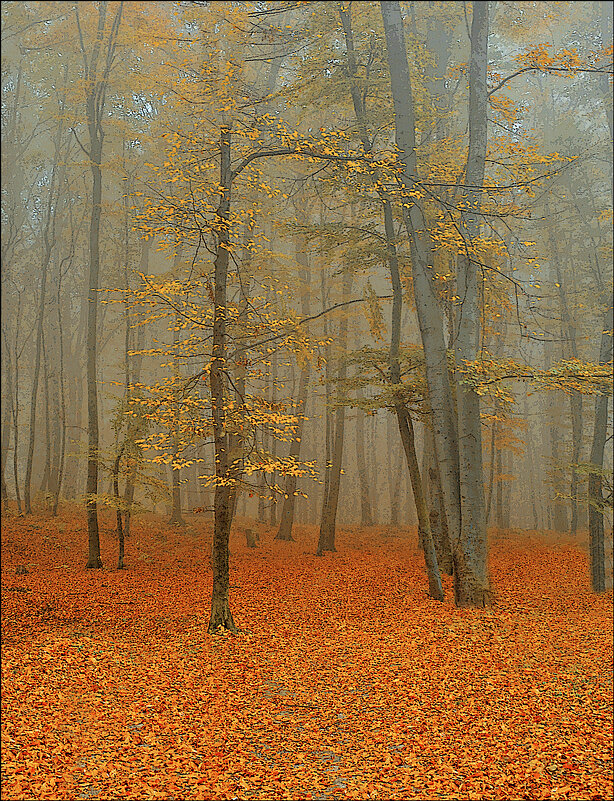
1, 507, 612, 801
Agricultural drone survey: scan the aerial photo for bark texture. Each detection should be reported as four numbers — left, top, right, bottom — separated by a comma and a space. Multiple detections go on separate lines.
208, 127, 237, 633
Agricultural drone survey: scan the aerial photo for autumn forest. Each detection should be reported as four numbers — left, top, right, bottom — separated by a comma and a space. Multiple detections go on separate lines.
1, 1, 613, 799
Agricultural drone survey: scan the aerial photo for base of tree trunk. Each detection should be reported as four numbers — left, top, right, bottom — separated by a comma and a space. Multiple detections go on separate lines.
85, 556, 103, 569
275, 525, 294, 542
168, 515, 186, 526
453, 568, 491, 608
208, 596, 237, 634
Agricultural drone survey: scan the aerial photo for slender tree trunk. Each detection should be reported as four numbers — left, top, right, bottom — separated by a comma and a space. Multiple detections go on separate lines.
340, 0, 442, 595
355, 403, 374, 526
523, 396, 540, 530
317, 275, 352, 555
77, 1, 123, 567
1, 350, 13, 510
276, 362, 310, 540
208, 126, 237, 633
380, 0, 462, 572
502, 448, 511, 530
277, 251, 311, 540
484, 415, 497, 525
383, 192, 443, 599
550, 395, 568, 533
39, 348, 52, 497
24, 168, 57, 514
123, 243, 148, 537
423, 424, 453, 575
168, 253, 186, 526
52, 273, 67, 516
382, 0, 492, 606
113, 442, 125, 569
7, 296, 23, 513
390, 444, 402, 528
268, 340, 278, 526
84, 129, 103, 568
495, 446, 503, 529
589, 302, 613, 592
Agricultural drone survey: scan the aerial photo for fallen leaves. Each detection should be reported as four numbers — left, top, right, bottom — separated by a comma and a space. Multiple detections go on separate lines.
1, 511, 612, 800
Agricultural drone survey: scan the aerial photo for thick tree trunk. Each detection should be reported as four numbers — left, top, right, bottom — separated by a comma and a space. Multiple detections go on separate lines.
208, 126, 237, 633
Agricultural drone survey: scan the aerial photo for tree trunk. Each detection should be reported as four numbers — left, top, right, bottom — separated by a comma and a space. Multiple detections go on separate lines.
277, 250, 311, 540
113, 442, 125, 569
24, 161, 57, 514
423, 424, 453, 575
208, 126, 237, 633
84, 129, 103, 568
76, 1, 123, 568
523, 395, 540, 530
1, 347, 13, 510
276, 362, 310, 540
451, 0, 491, 606
355, 403, 374, 526
380, 0, 462, 574
495, 446, 504, 529
52, 270, 67, 516
317, 274, 352, 555
124, 244, 148, 537
550, 396, 568, 533
589, 302, 613, 592
39, 347, 52, 498
6, 308, 23, 513
268, 339, 278, 527
382, 188, 443, 600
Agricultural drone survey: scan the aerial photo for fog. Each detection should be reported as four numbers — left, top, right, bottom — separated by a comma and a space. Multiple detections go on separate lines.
1, 1, 612, 601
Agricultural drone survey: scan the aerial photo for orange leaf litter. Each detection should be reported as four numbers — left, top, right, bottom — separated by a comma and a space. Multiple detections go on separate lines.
1, 510, 612, 800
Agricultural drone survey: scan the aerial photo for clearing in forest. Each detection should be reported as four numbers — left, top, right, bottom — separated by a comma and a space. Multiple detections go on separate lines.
1, 510, 612, 800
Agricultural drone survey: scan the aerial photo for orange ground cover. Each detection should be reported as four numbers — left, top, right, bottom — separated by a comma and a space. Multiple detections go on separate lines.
1, 509, 612, 800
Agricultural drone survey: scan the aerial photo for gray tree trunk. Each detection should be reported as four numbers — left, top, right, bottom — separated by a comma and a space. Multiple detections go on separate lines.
589, 302, 613, 592
381, 0, 490, 606
355, 403, 374, 526
76, 1, 124, 568
277, 251, 311, 541
317, 274, 352, 554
